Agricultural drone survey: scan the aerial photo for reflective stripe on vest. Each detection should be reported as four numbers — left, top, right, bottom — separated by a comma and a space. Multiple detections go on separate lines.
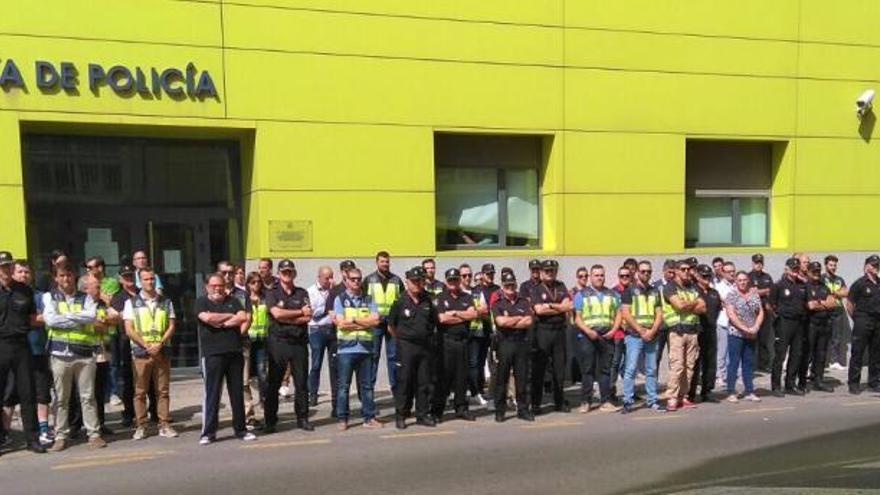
470, 293, 484, 331
823, 276, 844, 307
580, 291, 618, 329
631, 291, 658, 327
250, 303, 269, 340
46, 294, 98, 347
368, 281, 399, 316
131, 296, 170, 345
662, 286, 700, 328
336, 292, 374, 347
95, 307, 115, 344
659, 286, 676, 323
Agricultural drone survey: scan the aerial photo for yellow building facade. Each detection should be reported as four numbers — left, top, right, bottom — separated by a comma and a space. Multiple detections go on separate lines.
1, 0, 878, 266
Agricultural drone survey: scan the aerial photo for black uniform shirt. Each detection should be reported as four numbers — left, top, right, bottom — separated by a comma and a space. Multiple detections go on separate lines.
491, 294, 533, 334
435, 288, 474, 338
847, 275, 880, 317
807, 281, 832, 323
531, 280, 569, 326
749, 270, 774, 304
388, 290, 437, 343
0, 280, 36, 342
518, 279, 540, 300
195, 295, 244, 356
266, 284, 308, 339
697, 285, 722, 329
770, 276, 808, 318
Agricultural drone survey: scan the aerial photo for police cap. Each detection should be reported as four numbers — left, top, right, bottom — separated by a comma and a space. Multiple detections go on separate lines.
118, 264, 135, 276
541, 259, 559, 270
866, 255, 880, 267
278, 259, 296, 272
339, 259, 356, 271
695, 264, 713, 278
444, 267, 461, 280
501, 272, 517, 286
808, 261, 822, 273
751, 253, 764, 263
528, 259, 542, 270
785, 257, 800, 270
406, 266, 425, 281
481, 263, 496, 274
0, 251, 13, 266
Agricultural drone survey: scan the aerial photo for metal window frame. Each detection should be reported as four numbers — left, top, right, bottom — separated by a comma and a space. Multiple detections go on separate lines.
687, 190, 770, 248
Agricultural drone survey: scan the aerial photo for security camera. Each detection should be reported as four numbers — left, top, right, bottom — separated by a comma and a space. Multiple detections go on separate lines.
856, 89, 875, 118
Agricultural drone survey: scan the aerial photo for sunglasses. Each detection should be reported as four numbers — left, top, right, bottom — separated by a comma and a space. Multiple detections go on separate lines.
576, 274, 587, 279
221, 270, 234, 275
618, 274, 631, 278
461, 273, 472, 278
639, 270, 652, 274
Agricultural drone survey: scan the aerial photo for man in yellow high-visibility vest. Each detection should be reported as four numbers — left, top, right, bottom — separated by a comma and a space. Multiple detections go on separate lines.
363, 251, 404, 398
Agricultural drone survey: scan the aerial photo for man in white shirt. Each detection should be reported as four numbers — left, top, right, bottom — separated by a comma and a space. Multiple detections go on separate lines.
44, 263, 106, 451
714, 261, 737, 385
307, 266, 337, 414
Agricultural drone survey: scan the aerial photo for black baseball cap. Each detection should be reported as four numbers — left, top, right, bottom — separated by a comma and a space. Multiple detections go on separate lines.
118, 264, 135, 276
685, 257, 699, 267
278, 259, 296, 272
866, 255, 880, 266
0, 251, 13, 266
751, 253, 764, 263
481, 263, 496, 274
808, 261, 822, 273
339, 260, 355, 271
500, 267, 514, 276
444, 267, 461, 280
528, 259, 542, 270
785, 257, 800, 270
541, 259, 559, 270
696, 264, 713, 278
501, 272, 517, 286
406, 266, 425, 280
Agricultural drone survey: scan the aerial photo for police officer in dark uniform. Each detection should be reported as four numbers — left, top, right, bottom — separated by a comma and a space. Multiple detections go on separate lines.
432, 268, 478, 422
689, 264, 721, 403
519, 259, 542, 299
801, 261, 836, 392
770, 257, 808, 396
530, 259, 573, 414
846, 255, 880, 395
264, 259, 312, 432
748, 254, 775, 372
389, 267, 439, 428
0, 251, 45, 454
492, 271, 535, 422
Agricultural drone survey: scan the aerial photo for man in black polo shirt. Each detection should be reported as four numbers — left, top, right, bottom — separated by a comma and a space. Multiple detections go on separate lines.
264, 259, 312, 432
0, 251, 44, 454
846, 255, 880, 394
802, 262, 836, 393
770, 257, 809, 396
519, 259, 542, 299
492, 272, 535, 422
432, 268, 478, 422
388, 267, 438, 428
749, 254, 775, 372
530, 259, 573, 414
689, 265, 721, 403
196, 272, 252, 445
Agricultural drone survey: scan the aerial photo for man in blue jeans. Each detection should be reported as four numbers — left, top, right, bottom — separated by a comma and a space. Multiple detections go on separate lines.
619, 260, 666, 414
307, 266, 337, 414
363, 252, 404, 397
333, 268, 383, 430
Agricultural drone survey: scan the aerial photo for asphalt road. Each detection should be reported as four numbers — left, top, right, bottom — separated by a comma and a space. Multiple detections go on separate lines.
2, 368, 880, 495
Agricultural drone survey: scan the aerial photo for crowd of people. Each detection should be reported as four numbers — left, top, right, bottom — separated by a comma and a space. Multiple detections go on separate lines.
1, 248, 878, 455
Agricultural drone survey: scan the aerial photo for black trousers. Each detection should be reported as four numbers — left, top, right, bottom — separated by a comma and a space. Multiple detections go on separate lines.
531, 323, 567, 408
578, 335, 614, 404
265, 336, 309, 425
0, 341, 38, 441
848, 315, 880, 387
690, 325, 718, 399
201, 351, 246, 439
95, 361, 109, 427
772, 316, 806, 390
656, 326, 669, 368
494, 335, 529, 413
800, 319, 832, 386
433, 336, 470, 415
756, 307, 776, 371
395, 339, 434, 418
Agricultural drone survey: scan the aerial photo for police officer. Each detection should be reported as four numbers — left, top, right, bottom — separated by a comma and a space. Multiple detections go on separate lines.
0, 251, 45, 454
388, 267, 438, 428
491, 271, 534, 422
422, 259, 444, 300
662, 260, 705, 412
264, 259, 312, 432
846, 255, 880, 395
801, 261, 836, 393
748, 254, 775, 372
619, 260, 665, 414
770, 257, 809, 396
519, 259, 542, 299
530, 259, 573, 414
689, 265, 721, 403
432, 268, 478, 422
364, 251, 404, 396
654, 259, 677, 367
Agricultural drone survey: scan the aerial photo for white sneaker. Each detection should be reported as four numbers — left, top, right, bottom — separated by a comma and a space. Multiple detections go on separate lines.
239, 432, 257, 442
132, 427, 147, 440
39, 431, 54, 446
726, 394, 739, 403
745, 393, 761, 402
278, 386, 291, 398
471, 394, 488, 406
199, 436, 213, 446
110, 395, 123, 406
829, 363, 846, 371
159, 426, 179, 438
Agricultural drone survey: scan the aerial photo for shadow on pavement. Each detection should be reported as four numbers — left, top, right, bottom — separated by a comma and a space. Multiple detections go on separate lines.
621, 420, 880, 495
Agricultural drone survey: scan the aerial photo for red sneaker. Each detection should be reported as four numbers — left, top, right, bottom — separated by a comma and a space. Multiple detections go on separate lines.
682, 398, 698, 409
